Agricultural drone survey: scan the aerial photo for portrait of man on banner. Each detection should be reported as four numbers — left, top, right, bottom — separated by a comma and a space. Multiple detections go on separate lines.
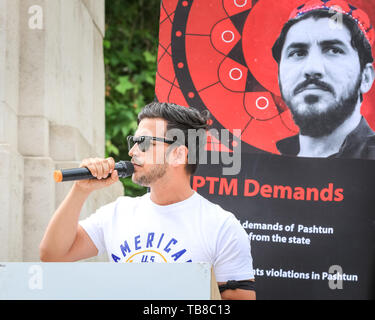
155, 0, 375, 160
272, 0, 375, 159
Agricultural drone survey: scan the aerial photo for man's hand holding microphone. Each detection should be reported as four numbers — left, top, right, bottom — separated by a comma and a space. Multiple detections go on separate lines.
39, 158, 133, 262
54, 157, 134, 193
74, 157, 119, 193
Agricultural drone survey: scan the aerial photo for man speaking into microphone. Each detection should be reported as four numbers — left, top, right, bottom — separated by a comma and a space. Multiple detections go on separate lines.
40, 102, 256, 300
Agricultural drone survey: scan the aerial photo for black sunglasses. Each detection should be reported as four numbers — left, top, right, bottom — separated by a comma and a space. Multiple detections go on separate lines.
127, 135, 176, 152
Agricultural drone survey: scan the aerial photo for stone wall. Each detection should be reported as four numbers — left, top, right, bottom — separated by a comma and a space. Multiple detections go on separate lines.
0, 0, 123, 262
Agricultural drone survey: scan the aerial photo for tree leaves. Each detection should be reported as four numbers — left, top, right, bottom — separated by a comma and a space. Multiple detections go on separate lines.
105, 0, 160, 196
115, 76, 134, 95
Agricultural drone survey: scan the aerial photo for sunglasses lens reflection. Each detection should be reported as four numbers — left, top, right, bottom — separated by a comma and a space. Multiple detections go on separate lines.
138, 139, 149, 152
128, 136, 150, 152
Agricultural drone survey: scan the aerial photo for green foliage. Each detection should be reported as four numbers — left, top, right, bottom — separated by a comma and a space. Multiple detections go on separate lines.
104, 0, 161, 196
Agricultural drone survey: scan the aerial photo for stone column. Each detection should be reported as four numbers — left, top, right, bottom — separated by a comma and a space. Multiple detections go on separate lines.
0, 0, 123, 262
0, 0, 24, 262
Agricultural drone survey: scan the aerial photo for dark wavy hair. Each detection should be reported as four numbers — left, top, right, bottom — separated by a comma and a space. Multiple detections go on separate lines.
272, 9, 374, 71
138, 102, 211, 174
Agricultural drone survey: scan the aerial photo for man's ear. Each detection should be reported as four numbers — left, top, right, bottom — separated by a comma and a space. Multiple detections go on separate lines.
360, 63, 375, 94
170, 145, 188, 167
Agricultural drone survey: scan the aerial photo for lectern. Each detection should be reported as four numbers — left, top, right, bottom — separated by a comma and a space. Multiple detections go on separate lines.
0, 263, 221, 300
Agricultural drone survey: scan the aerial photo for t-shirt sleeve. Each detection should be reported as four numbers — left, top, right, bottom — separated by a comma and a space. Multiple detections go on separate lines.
79, 200, 118, 257
213, 215, 255, 283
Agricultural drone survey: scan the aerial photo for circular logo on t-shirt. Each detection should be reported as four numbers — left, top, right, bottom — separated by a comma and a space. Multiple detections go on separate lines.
110, 232, 193, 263
126, 250, 168, 263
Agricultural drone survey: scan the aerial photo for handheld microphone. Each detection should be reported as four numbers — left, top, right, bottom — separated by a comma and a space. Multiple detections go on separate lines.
54, 161, 134, 183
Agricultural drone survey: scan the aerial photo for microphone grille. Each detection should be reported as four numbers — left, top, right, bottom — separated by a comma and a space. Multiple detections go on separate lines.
116, 161, 134, 178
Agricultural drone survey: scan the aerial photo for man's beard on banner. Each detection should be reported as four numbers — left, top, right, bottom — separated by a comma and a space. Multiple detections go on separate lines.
280, 76, 362, 138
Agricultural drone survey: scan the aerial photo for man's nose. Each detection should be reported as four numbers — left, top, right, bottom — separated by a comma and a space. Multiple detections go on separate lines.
128, 144, 138, 158
302, 48, 325, 79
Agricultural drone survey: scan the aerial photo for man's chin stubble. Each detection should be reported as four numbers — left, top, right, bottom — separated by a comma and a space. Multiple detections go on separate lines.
132, 165, 168, 187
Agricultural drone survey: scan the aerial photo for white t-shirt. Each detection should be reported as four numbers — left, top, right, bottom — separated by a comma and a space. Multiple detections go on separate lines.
79, 191, 254, 282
